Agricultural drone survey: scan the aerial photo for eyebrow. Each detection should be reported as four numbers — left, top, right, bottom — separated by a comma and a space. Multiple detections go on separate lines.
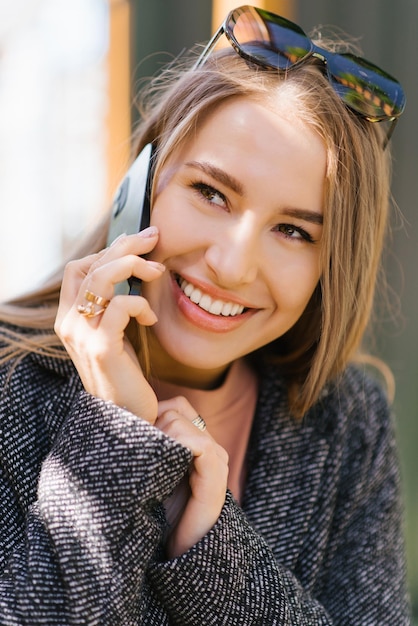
185, 160, 323, 226
282, 207, 323, 225
185, 160, 244, 195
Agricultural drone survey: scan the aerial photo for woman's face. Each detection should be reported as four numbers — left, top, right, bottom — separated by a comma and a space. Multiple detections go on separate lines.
144, 96, 326, 386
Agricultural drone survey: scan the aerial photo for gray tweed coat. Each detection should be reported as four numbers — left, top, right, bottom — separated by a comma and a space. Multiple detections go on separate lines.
0, 349, 410, 624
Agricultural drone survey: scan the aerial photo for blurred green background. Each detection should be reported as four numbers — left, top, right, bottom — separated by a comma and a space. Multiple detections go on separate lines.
130, 0, 417, 619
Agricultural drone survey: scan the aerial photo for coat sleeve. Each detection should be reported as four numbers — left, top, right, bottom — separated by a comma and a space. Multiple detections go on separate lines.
146, 380, 411, 626
147, 492, 336, 625
0, 390, 192, 626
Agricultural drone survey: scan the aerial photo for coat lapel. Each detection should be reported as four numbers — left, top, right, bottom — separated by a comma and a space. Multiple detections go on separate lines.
242, 371, 330, 570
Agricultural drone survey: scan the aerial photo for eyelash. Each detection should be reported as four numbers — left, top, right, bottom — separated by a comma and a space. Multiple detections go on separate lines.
190, 180, 316, 244
191, 181, 227, 207
273, 224, 315, 244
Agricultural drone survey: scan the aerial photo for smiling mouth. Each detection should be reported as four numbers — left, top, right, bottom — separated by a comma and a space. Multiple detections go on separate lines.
176, 275, 247, 317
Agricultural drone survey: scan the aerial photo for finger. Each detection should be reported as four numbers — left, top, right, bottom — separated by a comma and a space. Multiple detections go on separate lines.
156, 409, 207, 447
161, 410, 228, 557
61, 251, 106, 300
157, 396, 198, 421
84, 256, 165, 297
159, 399, 209, 438
67, 256, 164, 330
62, 297, 155, 365
55, 252, 107, 328
93, 227, 160, 268
155, 410, 227, 463
97, 294, 159, 330
61, 228, 160, 309
157, 399, 211, 436
66, 294, 157, 341
57, 228, 161, 326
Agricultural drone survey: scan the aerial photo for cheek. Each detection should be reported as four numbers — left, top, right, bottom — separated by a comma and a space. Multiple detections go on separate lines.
267, 251, 321, 308
150, 195, 199, 259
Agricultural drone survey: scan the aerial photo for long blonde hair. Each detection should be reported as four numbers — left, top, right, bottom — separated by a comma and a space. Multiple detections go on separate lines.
0, 47, 393, 416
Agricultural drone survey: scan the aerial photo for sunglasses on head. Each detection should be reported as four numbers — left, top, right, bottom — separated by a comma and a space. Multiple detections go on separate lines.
195, 5, 405, 149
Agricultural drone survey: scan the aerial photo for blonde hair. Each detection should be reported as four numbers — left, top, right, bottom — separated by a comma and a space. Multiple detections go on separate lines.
0, 213, 109, 365
0, 46, 393, 416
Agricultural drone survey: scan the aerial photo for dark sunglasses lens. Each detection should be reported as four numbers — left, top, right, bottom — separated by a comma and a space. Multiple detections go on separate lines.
228, 7, 312, 69
326, 53, 406, 120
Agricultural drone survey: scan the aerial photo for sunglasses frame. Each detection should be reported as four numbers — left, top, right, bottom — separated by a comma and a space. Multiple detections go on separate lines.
195, 6, 405, 149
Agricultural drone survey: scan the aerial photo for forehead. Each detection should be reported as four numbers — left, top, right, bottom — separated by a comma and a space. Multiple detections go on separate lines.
160, 96, 326, 216
182, 93, 324, 160
197, 96, 323, 167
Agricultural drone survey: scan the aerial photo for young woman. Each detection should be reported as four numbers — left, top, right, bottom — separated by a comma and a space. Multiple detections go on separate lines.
0, 6, 410, 625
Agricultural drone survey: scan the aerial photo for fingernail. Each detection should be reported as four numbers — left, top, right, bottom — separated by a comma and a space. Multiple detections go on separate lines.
109, 232, 127, 246
147, 261, 165, 272
139, 226, 158, 238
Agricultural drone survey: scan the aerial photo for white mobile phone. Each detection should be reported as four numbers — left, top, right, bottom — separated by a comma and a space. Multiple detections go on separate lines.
107, 143, 154, 295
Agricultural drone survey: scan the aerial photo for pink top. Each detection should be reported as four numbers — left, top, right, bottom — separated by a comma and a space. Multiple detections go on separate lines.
153, 358, 258, 503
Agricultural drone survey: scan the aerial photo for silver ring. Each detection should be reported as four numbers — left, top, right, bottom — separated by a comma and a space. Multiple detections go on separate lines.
191, 415, 207, 432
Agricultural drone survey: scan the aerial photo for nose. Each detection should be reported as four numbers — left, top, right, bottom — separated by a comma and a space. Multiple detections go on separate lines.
204, 212, 259, 287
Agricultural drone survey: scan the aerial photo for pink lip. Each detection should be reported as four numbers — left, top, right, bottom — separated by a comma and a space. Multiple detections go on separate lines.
170, 273, 256, 333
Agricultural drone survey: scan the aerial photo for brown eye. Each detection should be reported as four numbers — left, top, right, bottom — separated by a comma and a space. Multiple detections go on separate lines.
280, 225, 297, 237
274, 223, 314, 243
192, 182, 227, 208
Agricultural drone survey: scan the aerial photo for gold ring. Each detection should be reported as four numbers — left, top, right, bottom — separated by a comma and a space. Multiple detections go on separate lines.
77, 290, 111, 318
77, 303, 107, 318
84, 290, 110, 308
191, 415, 207, 432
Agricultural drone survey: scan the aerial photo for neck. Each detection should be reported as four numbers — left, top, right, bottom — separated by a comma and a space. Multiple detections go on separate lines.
146, 329, 230, 390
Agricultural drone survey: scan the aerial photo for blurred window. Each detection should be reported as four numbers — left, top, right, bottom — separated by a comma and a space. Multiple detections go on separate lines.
0, 0, 109, 299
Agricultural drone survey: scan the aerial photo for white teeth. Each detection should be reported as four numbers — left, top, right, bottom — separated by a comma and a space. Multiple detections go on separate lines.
189, 288, 202, 304
179, 278, 245, 317
221, 302, 233, 316
209, 300, 223, 315
183, 282, 194, 298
